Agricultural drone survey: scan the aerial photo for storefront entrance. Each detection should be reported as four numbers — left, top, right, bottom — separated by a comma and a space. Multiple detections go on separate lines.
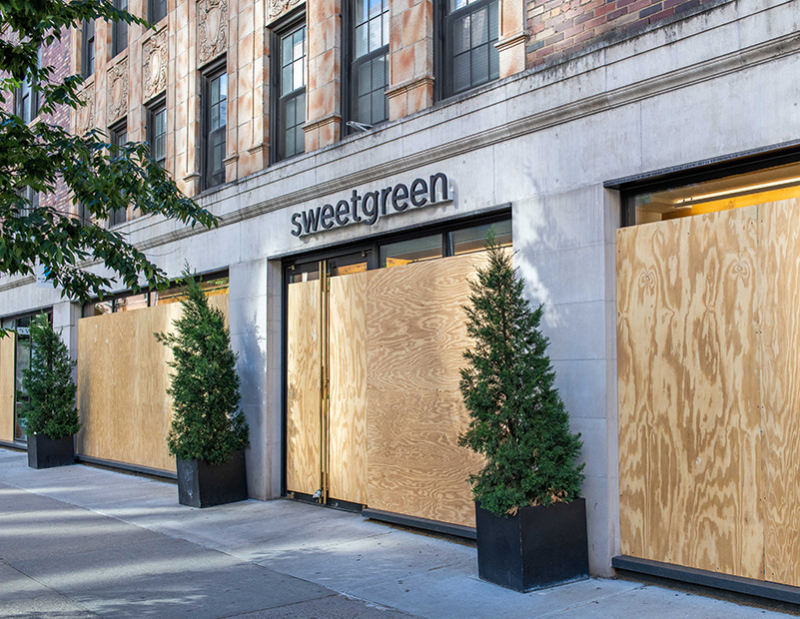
284, 216, 511, 530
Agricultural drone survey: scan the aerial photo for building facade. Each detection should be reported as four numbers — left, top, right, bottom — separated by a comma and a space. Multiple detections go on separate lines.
2, 0, 800, 596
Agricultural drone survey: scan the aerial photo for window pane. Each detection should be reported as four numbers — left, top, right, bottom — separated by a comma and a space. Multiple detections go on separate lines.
372, 54, 386, 89
489, 0, 498, 39
357, 61, 372, 96
368, 0, 381, 19
285, 96, 296, 128
293, 29, 304, 60
471, 7, 487, 45
454, 14, 470, 54
453, 52, 470, 93
381, 235, 443, 268
471, 44, 489, 85
371, 90, 384, 125
116, 293, 148, 311
285, 120, 295, 157
219, 96, 227, 128
357, 94, 371, 124
282, 33, 292, 65
355, 24, 368, 58
356, 0, 367, 23
450, 220, 512, 255
293, 58, 304, 90
282, 64, 293, 96
368, 16, 382, 52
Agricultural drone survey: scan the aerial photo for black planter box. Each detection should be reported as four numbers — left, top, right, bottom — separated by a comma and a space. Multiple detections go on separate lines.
27, 433, 75, 469
176, 450, 248, 508
476, 497, 589, 592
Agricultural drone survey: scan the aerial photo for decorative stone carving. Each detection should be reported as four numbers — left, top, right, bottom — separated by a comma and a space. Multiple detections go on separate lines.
268, 0, 302, 20
76, 88, 95, 135
198, 0, 228, 64
143, 28, 168, 101
107, 58, 128, 123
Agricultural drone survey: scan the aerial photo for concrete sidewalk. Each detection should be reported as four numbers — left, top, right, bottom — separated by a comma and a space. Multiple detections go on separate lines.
0, 448, 789, 618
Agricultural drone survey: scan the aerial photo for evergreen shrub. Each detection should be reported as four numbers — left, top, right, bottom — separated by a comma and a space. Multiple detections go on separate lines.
459, 232, 585, 517
156, 268, 249, 465
20, 314, 80, 440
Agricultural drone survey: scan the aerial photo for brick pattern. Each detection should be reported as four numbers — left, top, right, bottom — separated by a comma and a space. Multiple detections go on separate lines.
0, 32, 73, 216
40, 34, 73, 216
526, 0, 722, 68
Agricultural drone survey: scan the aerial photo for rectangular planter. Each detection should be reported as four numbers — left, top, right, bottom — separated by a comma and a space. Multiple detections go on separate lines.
176, 450, 248, 508
476, 497, 589, 592
27, 433, 75, 469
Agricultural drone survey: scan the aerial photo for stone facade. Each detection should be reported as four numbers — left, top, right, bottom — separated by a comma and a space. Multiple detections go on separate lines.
3, 0, 798, 586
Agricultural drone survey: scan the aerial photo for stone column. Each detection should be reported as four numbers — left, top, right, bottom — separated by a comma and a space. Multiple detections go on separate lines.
386, 0, 434, 121
228, 260, 274, 500
496, 0, 528, 78
52, 302, 82, 384
304, 0, 342, 152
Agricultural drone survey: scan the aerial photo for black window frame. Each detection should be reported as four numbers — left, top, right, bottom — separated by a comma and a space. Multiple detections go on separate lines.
615, 146, 800, 227
108, 119, 129, 227
149, 0, 168, 25
270, 9, 307, 164
201, 58, 228, 190
112, 0, 129, 58
82, 19, 95, 78
440, 0, 500, 99
147, 95, 167, 169
343, 0, 390, 135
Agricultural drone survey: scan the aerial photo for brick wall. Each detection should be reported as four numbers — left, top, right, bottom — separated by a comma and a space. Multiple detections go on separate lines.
39, 33, 72, 215
526, 0, 724, 68
0, 31, 73, 216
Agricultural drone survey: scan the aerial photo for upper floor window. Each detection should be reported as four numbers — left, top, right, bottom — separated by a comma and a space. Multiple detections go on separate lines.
112, 0, 129, 57
109, 120, 128, 226
273, 19, 306, 162
18, 186, 39, 215
16, 48, 40, 123
443, 0, 499, 97
148, 98, 167, 169
348, 0, 388, 130
82, 19, 95, 78
149, 0, 168, 24
203, 64, 227, 189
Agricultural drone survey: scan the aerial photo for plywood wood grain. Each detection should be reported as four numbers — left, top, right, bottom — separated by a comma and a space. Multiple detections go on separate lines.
617, 206, 763, 579
759, 198, 800, 588
365, 253, 488, 528
328, 271, 368, 504
0, 334, 16, 442
286, 280, 322, 496
77, 296, 229, 474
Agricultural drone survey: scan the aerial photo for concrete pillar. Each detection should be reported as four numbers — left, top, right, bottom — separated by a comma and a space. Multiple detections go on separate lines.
386, 0, 434, 121
51, 301, 82, 384
304, 0, 342, 152
228, 259, 279, 500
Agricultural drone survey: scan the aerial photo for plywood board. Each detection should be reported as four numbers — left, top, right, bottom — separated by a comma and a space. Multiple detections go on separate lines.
286, 280, 321, 496
617, 206, 763, 579
759, 198, 800, 588
77, 296, 229, 474
366, 253, 488, 528
0, 333, 15, 442
328, 271, 368, 504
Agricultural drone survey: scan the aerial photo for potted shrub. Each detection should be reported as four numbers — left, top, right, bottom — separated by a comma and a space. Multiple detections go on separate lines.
20, 313, 80, 469
157, 267, 250, 508
459, 232, 588, 592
